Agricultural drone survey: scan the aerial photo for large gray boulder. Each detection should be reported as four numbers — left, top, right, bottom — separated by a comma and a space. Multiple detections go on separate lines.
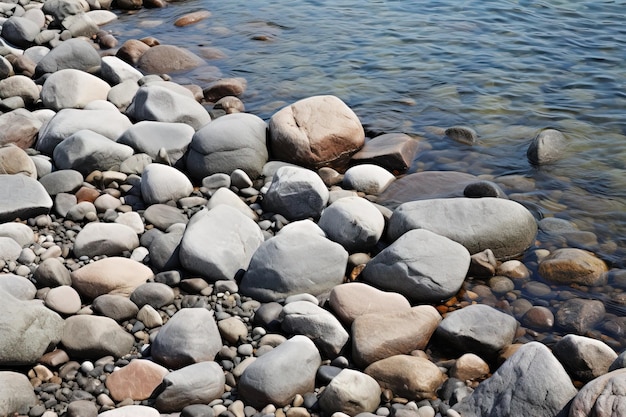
0, 372, 37, 416
435, 304, 518, 357
1, 16, 41, 48
0, 288, 64, 366
454, 342, 577, 417
187, 112, 268, 180
569, 368, 626, 417
281, 300, 349, 358
36, 108, 132, 156
362, 229, 470, 303
155, 361, 225, 413
268, 95, 365, 170
61, 315, 134, 359
238, 335, 321, 408
0, 174, 52, 222
125, 84, 211, 131
240, 230, 348, 302
53, 129, 134, 175
117, 121, 194, 169
387, 197, 537, 259
151, 308, 222, 369
35, 38, 102, 76
179, 206, 264, 282
262, 165, 329, 221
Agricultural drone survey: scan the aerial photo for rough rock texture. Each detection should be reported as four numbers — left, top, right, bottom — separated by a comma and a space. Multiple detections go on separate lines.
238, 335, 322, 408
240, 230, 348, 302
362, 229, 470, 303
387, 197, 538, 259
538, 248, 609, 286
455, 342, 577, 417
317, 369, 381, 416
568, 368, 626, 417
269, 95, 365, 170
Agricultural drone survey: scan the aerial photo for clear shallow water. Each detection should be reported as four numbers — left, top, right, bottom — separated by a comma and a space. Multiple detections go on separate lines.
106, 0, 626, 344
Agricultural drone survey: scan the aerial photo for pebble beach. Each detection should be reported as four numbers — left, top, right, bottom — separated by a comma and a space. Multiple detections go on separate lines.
1, 1, 626, 417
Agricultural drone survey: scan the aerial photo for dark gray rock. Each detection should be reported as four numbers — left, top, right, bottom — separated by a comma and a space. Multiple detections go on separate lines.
362, 229, 470, 303
39, 169, 83, 196
240, 230, 348, 302
527, 128, 568, 165
553, 334, 617, 382
454, 342, 577, 417
130, 282, 175, 309
556, 298, 606, 334
33, 258, 72, 287
1, 16, 41, 48
463, 180, 508, 199
0, 174, 52, 222
149, 227, 184, 272
35, 38, 102, 76
445, 125, 477, 145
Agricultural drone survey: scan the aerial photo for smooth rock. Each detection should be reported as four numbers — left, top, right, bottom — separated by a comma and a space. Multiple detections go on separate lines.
100, 55, 143, 85
527, 128, 568, 165
97, 405, 160, 417
0, 371, 37, 416
33, 257, 72, 287
553, 334, 618, 382
206, 187, 258, 220
187, 112, 268, 180
238, 335, 322, 408
318, 369, 381, 416
73, 222, 139, 258
262, 165, 329, 221
35, 38, 101, 76
450, 353, 490, 382
39, 169, 83, 196
217, 317, 248, 344
0, 237, 21, 261
387, 197, 537, 259
143, 203, 188, 230
555, 298, 606, 334
179, 206, 264, 282
0, 174, 52, 222
350, 133, 418, 174
71, 257, 153, 299
66, 400, 98, 417
105, 359, 169, 401
454, 342, 577, 417
137, 44, 205, 74
240, 230, 348, 302
269, 95, 365, 170
0, 76, 40, 106
0, 144, 37, 178
151, 308, 222, 369
445, 125, 477, 145
203, 78, 246, 102
1, 16, 41, 48
362, 229, 470, 303
568, 368, 626, 417
44, 285, 82, 315
148, 227, 184, 271
463, 180, 508, 199
155, 361, 225, 413
91, 294, 139, 322
342, 164, 395, 195
130, 282, 175, 309
140, 163, 193, 205
0, 221, 34, 247
41, 69, 111, 110
61, 315, 134, 358
328, 282, 411, 325
538, 248, 608, 286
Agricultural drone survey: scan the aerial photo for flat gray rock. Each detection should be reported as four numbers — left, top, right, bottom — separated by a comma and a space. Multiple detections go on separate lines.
53, 129, 134, 175
280, 300, 349, 358
362, 229, 470, 303
73, 222, 139, 258
454, 342, 577, 417
61, 315, 134, 359
240, 230, 348, 302
143, 204, 188, 231
238, 335, 321, 408
179, 206, 263, 282
155, 361, 225, 413
33, 257, 72, 287
0, 288, 64, 366
0, 371, 37, 416
91, 294, 139, 322
0, 174, 52, 222
435, 304, 518, 357
318, 369, 381, 416
262, 165, 329, 221
187, 112, 268, 180
151, 308, 222, 369
387, 197, 537, 259
35, 38, 102, 76
39, 169, 83, 196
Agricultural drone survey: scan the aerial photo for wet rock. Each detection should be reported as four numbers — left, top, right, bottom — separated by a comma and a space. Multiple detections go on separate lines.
521, 306, 554, 331
0, 174, 52, 222
318, 369, 381, 416
106, 359, 169, 401
352, 306, 441, 367
238, 335, 321, 408
61, 315, 134, 358
263, 165, 329, 220
445, 125, 477, 145
350, 133, 418, 174
364, 355, 445, 401
187, 112, 268, 180
137, 44, 205, 74
116, 39, 150, 66
155, 361, 225, 412
538, 248, 608, 286
269, 95, 365, 170
553, 334, 617, 382
240, 230, 348, 302
174, 10, 212, 27
151, 308, 222, 369
362, 229, 470, 303
387, 197, 537, 259
0, 371, 37, 416
555, 298, 605, 334
71, 257, 153, 299
454, 342, 577, 417
73, 223, 140, 258
527, 128, 567, 165
329, 282, 411, 326
568, 368, 626, 417
435, 304, 518, 357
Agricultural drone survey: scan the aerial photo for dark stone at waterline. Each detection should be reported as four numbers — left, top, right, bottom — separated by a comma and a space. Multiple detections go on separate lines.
555, 298, 605, 334
350, 133, 419, 174
137, 45, 205, 74
445, 125, 477, 145
463, 180, 508, 199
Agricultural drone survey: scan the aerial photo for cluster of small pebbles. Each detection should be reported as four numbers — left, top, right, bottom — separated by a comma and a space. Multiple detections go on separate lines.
1, 1, 626, 417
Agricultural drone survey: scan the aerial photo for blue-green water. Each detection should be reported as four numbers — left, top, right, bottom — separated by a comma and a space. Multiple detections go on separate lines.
106, 0, 626, 268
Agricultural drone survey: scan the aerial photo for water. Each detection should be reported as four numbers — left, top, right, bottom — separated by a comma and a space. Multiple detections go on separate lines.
106, 0, 626, 343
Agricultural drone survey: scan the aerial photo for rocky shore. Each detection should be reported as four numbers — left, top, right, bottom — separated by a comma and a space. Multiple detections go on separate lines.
1, 1, 625, 417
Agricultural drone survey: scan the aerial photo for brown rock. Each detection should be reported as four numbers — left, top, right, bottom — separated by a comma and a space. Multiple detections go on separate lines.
203, 78, 247, 102
140, 37, 161, 47
214, 96, 245, 114
468, 249, 497, 277
105, 359, 169, 401
116, 0, 142, 10
450, 353, 490, 381
328, 282, 411, 326
71, 257, 153, 299
0, 109, 42, 148
556, 298, 605, 334
174, 10, 211, 27
75, 186, 100, 203
352, 306, 441, 367
116, 39, 150, 66
364, 355, 446, 401
521, 305, 554, 331
496, 260, 530, 279
350, 133, 419, 175
269, 95, 365, 171
137, 45, 205, 74
0, 144, 37, 177
539, 248, 608, 286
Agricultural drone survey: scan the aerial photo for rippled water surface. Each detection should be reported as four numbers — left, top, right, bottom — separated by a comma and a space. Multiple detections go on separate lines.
107, 0, 626, 344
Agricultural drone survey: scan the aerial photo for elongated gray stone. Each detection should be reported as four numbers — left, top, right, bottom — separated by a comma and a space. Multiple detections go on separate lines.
0, 174, 52, 222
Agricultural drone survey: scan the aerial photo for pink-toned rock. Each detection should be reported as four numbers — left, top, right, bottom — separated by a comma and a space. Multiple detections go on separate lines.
0, 144, 37, 178
569, 368, 626, 417
116, 39, 151, 66
137, 45, 205, 74
328, 282, 411, 325
350, 133, 419, 175
70, 257, 153, 299
364, 355, 446, 401
352, 306, 441, 367
450, 353, 490, 381
174, 10, 211, 27
0, 109, 42, 149
539, 248, 608, 286
105, 359, 169, 401
44, 285, 82, 315
269, 95, 365, 171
